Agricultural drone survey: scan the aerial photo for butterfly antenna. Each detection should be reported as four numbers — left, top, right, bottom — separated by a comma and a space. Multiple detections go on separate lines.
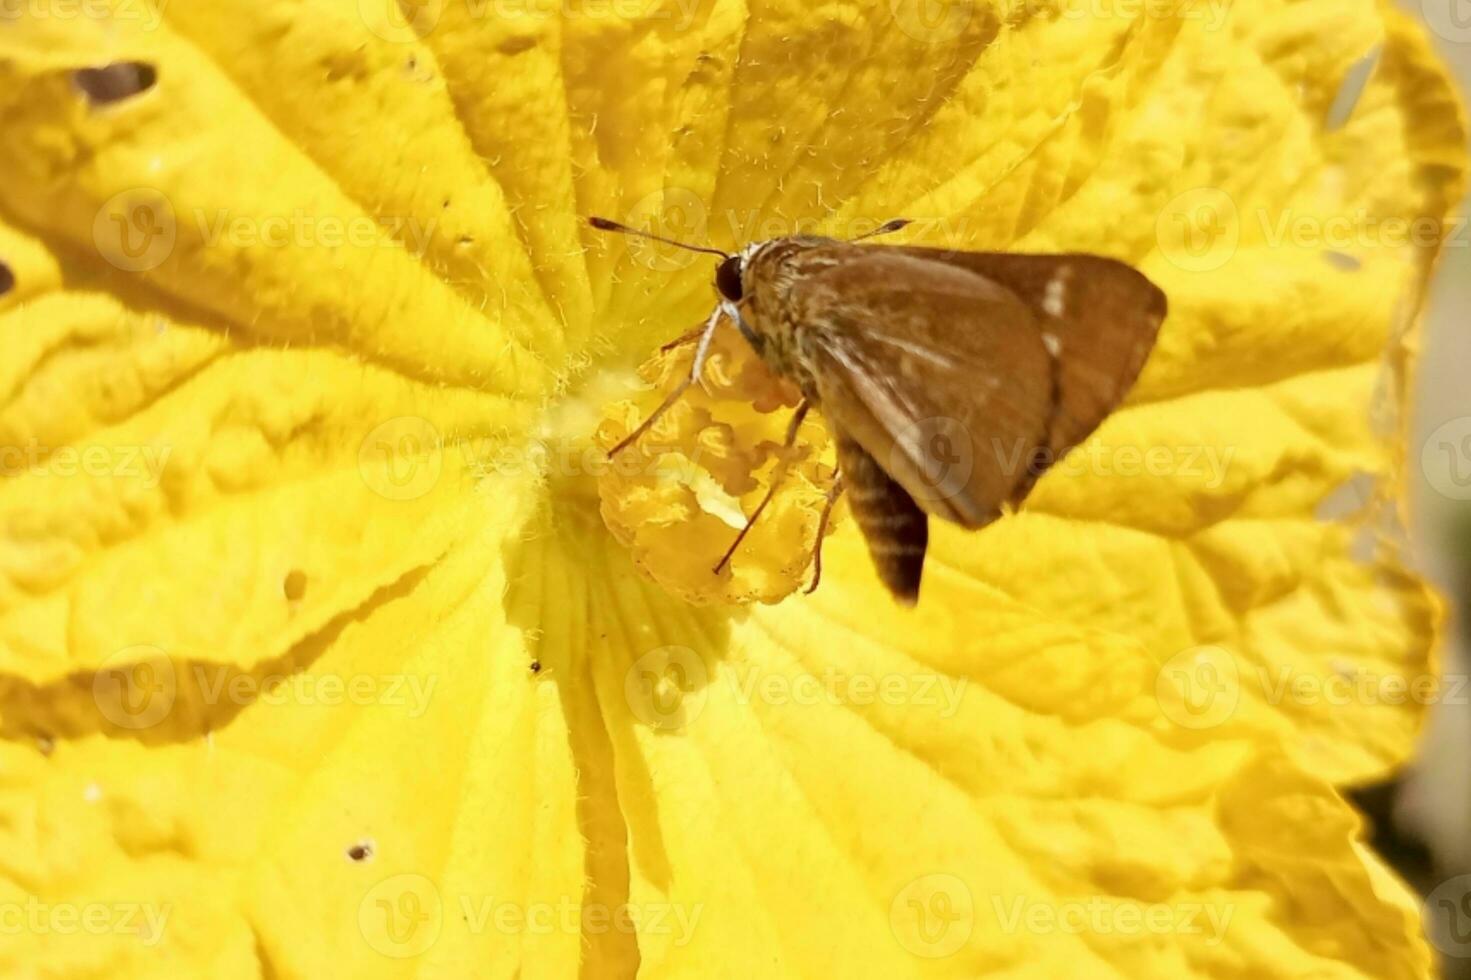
588, 216, 729, 258
852, 218, 912, 241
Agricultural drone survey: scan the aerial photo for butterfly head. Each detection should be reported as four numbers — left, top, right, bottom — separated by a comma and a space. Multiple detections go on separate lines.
715, 254, 744, 302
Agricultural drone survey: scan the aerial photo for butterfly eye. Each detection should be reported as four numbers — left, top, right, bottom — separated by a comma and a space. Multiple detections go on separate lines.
715, 255, 744, 301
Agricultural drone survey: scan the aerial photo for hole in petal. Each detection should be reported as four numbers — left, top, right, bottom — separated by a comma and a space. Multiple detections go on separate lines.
1326, 46, 1380, 132
72, 62, 158, 107
283, 570, 308, 602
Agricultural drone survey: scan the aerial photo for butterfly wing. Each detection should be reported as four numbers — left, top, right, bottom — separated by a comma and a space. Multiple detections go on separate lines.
880, 245, 1168, 457
791, 247, 1056, 528
791, 245, 1165, 525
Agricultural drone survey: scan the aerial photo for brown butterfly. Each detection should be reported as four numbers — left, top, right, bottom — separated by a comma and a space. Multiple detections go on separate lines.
592, 216, 1167, 604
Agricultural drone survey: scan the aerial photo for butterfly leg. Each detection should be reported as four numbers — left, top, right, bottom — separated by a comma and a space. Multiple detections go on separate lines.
659, 323, 707, 353
608, 305, 725, 458
712, 400, 811, 574
802, 473, 845, 595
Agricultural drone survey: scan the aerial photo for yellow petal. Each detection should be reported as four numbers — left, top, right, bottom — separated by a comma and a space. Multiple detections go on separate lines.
0, 0, 1464, 977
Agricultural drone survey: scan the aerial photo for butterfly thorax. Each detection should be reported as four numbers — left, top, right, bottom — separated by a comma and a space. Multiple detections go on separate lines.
738, 235, 846, 400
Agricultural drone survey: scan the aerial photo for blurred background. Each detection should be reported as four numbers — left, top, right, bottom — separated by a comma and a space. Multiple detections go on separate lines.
1368, 3, 1471, 974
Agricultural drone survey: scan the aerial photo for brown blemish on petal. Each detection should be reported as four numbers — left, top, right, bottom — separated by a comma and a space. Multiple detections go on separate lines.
72, 62, 158, 107
283, 570, 308, 602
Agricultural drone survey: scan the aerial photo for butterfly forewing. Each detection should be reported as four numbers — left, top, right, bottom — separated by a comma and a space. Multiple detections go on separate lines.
884, 246, 1168, 458
787, 247, 1056, 528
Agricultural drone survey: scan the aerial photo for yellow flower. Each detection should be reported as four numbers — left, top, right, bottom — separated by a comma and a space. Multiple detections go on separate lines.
0, 0, 1464, 976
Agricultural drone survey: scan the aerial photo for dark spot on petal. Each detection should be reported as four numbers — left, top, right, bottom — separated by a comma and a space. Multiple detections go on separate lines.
1324, 250, 1362, 272
529, 660, 542, 674
283, 570, 308, 601
72, 62, 158, 107
0, 262, 13, 298
347, 840, 374, 862
497, 34, 537, 56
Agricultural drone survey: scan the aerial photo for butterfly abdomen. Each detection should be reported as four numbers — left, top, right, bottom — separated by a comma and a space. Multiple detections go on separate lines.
835, 433, 928, 605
